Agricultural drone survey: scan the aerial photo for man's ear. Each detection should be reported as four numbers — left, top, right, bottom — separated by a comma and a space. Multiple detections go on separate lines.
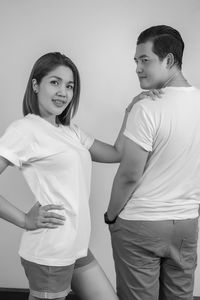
166, 53, 175, 69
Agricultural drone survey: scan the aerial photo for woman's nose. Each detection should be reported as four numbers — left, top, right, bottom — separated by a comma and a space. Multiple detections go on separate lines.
57, 84, 67, 97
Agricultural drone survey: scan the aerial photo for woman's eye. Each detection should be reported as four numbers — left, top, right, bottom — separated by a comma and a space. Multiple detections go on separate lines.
142, 59, 149, 63
51, 80, 59, 85
66, 85, 74, 90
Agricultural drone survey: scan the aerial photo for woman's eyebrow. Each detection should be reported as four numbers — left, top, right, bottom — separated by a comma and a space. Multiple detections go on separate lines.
48, 75, 74, 84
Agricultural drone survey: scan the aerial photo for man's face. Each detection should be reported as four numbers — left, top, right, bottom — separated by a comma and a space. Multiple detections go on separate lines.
134, 41, 169, 90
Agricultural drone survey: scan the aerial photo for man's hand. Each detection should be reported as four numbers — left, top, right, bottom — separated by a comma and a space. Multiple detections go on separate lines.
25, 202, 66, 230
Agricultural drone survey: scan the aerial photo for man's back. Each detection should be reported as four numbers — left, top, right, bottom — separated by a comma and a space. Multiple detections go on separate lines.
108, 25, 199, 300
121, 86, 200, 220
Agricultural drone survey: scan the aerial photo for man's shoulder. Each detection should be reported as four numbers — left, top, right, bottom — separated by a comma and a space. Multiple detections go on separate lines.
133, 97, 161, 113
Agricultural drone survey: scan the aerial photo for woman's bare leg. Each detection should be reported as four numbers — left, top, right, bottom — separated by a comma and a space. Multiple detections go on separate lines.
71, 259, 118, 300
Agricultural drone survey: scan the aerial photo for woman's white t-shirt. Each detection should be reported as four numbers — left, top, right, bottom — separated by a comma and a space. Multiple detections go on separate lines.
0, 114, 94, 266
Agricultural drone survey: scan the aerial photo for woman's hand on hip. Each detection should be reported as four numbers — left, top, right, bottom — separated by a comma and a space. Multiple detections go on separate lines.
25, 202, 66, 230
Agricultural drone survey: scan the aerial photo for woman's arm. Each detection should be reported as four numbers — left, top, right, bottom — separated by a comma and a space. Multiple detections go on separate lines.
0, 156, 65, 230
89, 89, 163, 163
89, 109, 128, 163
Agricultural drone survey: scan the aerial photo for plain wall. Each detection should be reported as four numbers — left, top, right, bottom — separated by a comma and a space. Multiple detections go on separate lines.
0, 0, 200, 295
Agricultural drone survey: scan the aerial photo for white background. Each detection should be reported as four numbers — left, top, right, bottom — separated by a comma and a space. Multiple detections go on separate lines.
0, 0, 200, 295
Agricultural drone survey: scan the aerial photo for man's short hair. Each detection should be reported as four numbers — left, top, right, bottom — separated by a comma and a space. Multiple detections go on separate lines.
137, 25, 184, 69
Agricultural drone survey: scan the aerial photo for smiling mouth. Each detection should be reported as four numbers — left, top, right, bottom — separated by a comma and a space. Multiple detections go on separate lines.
52, 99, 68, 107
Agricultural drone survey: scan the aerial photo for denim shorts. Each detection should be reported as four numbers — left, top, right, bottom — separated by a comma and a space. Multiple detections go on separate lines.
21, 249, 95, 299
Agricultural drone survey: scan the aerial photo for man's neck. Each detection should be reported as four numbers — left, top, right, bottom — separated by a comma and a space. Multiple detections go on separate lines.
162, 69, 191, 88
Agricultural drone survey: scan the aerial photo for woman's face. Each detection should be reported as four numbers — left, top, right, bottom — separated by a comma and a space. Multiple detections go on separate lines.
33, 65, 74, 124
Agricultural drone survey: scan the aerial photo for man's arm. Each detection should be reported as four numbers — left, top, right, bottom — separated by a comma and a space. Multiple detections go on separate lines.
106, 137, 149, 221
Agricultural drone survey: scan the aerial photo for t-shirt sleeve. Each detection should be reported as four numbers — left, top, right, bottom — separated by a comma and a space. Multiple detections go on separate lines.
0, 123, 32, 168
124, 102, 155, 152
71, 124, 94, 149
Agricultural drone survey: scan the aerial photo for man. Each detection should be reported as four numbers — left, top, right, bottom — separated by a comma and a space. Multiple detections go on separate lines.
104, 25, 200, 300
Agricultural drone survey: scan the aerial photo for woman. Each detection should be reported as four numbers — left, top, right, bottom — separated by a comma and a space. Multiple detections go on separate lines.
0, 52, 162, 300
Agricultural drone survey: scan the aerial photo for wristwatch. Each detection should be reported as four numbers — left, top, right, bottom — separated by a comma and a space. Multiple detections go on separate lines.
104, 212, 117, 224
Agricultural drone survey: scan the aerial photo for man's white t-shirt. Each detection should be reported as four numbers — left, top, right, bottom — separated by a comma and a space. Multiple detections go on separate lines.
0, 114, 94, 266
121, 86, 200, 221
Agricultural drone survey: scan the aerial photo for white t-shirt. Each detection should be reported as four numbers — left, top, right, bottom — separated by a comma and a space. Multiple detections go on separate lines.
0, 114, 94, 266
121, 86, 200, 221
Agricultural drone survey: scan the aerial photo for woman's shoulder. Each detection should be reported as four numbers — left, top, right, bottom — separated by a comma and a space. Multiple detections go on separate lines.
6, 116, 29, 132
68, 123, 88, 140
68, 123, 81, 136
68, 123, 94, 148
6, 114, 41, 137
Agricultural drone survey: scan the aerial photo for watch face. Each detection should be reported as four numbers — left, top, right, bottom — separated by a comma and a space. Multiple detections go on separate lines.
104, 212, 109, 224
104, 212, 117, 224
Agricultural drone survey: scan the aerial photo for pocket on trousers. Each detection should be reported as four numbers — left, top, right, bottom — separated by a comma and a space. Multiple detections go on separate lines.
180, 236, 198, 267
109, 218, 143, 235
